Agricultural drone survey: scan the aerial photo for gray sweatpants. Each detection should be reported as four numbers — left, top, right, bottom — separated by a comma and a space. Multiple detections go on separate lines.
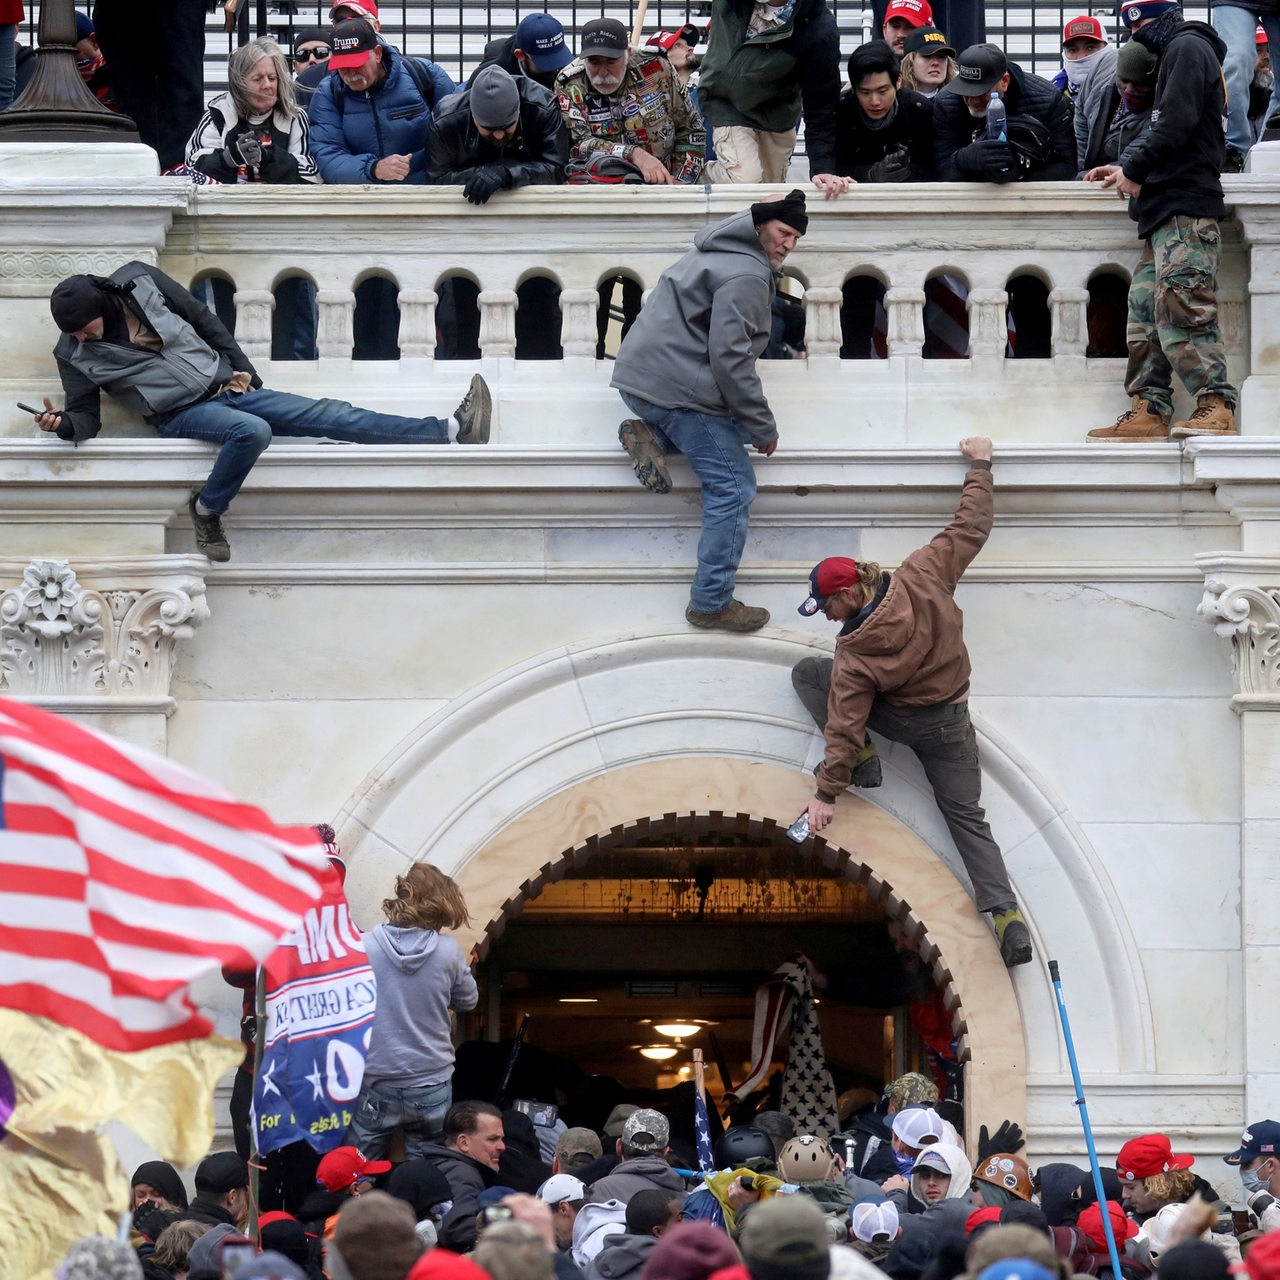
791, 657, 1016, 913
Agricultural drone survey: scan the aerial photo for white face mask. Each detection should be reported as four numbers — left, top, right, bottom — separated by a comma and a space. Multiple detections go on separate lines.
1064, 46, 1106, 89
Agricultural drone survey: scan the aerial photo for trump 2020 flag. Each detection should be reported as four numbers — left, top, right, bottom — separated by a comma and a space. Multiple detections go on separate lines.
252, 870, 377, 1154
0, 697, 336, 1052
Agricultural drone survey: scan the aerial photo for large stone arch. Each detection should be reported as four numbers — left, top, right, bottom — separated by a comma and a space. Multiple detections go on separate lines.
335, 631, 1156, 1129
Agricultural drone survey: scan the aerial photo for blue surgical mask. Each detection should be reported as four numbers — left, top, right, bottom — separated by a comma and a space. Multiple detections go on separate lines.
1242, 1163, 1269, 1194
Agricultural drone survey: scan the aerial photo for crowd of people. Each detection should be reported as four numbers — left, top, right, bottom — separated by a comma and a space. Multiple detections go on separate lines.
57, 1082, 1280, 1280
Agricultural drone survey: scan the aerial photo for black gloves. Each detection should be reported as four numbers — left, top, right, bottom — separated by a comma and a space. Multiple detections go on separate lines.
976, 1119, 1026, 1161
463, 164, 513, 205
867, 144, 913, 183
223, 132, 263, 171
955, 138, 1016, 184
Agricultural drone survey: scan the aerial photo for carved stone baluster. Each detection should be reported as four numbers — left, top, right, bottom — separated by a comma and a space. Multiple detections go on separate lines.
233, 289, 274, 361
1049, 286, 1091, 358
398, 289, 438, 359
884, 287, 925, 358
803, 287, 844, 358
967, 288, 1009, 359
560, 287, 602, 359
316, 289, 356, 359
478, 289, 518, 358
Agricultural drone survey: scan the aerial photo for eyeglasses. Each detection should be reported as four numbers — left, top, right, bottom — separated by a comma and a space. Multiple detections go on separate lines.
293, 45, 331, 61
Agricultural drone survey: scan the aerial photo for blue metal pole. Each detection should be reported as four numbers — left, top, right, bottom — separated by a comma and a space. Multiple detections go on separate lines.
1048, 959, 1125, 1279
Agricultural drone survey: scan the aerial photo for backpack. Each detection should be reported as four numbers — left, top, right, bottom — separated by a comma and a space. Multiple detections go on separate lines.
332, 51, 440, 117
565, 154, 646, 183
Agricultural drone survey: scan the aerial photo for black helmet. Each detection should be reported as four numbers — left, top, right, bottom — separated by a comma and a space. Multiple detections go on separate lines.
714, 1127, 776, 1169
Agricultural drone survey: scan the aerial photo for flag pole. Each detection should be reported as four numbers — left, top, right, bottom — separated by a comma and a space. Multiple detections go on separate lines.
248, 965, 266, 1240
1048, 960, 1123, 1278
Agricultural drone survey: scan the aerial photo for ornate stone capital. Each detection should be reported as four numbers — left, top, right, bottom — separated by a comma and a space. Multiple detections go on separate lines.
0, 556, 209, 705
1197, 554, 1280, 707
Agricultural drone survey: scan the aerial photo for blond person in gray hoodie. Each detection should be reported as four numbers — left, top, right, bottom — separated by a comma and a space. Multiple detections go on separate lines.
346, 863, 478, 1159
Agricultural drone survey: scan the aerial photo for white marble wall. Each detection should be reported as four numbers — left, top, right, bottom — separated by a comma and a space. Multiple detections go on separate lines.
4, 159, 1280, 1184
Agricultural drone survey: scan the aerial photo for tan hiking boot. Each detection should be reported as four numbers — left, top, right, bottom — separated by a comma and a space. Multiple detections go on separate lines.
1170, 394, 1237, 439
1087, 396, 1170, 442
685, 600, 770, 633
619, 419, 672, 493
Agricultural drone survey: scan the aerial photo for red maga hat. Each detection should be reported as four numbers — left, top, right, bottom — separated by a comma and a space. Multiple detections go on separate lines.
1116, 1134, 1194, 1181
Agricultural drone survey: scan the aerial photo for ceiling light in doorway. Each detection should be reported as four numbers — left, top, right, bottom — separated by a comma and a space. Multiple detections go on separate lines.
638, 1044, 679, 1061
559, 998, 598, 1004
654, 1023, 700, 1038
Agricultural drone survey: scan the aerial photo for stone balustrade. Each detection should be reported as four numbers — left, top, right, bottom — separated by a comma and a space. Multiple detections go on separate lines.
5, 156, 1280, 446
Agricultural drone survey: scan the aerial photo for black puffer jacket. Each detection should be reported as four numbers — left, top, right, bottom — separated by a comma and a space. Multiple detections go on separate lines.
427, 74, 568, 188
833, 87, 935, 179
934, 61, 1075, 181
1119, 18, 1227, 237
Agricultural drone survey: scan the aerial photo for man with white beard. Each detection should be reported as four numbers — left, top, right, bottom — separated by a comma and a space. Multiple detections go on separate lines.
555, 17, 705, 183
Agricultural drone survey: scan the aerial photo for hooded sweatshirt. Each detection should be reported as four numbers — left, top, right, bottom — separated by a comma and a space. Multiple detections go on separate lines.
610, 209, 779, 448
574, 1201, 630, 1271
590, 1157, 686, 1205
362, 923, 479, 1087
587, 1233, 659, 1280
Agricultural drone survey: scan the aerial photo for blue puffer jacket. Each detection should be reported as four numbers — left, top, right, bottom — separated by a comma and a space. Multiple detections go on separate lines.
308, 43, 457, 184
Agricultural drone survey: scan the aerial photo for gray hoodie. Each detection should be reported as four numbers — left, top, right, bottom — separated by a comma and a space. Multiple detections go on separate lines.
610, 209, 778, 448
362, 923, 479, 1087
589, 1157, 686, 1205
586, 1233, 658, 1280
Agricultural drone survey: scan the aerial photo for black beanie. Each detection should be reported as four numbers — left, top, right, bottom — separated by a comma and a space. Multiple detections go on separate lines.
750, 187, 809, 235
50, 275, 107, 333
131, 1159, 189, 1210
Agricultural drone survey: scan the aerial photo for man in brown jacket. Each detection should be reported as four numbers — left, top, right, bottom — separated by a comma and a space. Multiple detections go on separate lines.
790, 436, 1032, 968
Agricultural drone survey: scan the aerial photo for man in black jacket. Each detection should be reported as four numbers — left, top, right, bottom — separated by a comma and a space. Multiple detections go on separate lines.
420, 1101, 506, 1251
467, 13, 575, 90
429, 65, 569, 203
934, 42, 1075, 182
814, 40, 934, 196
1084, 0, 1238, 441
32, 264, 492, 562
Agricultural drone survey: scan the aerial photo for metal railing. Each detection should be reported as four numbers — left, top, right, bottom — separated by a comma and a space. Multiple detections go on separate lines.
22, 0, 1213, 91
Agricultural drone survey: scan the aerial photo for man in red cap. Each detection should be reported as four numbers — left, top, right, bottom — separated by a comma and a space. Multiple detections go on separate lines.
883, 0, 934, 55
316, 1145, 394, 1197
791, 436, 1032, 968
1116, 1133, 1200, 1226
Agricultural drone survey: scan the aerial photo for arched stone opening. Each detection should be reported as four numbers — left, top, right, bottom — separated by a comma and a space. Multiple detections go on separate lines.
469, 806, 972, 1119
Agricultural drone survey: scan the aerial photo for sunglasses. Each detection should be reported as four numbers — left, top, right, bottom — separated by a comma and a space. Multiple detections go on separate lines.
293, 45, 331, 61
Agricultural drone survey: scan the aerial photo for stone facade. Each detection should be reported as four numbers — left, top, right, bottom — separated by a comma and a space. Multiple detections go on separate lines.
3, 147, 1279, 1186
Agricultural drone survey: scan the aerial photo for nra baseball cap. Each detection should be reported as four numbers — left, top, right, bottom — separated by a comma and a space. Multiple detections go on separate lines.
328, 17, 379, 68
579, 17, 629, 57
1225, 1120, 1280, 1165
903, 25, 956, 57
515, 13, 574, 71
884, 0, 933, 27
1062, 14, 1106, 43
943, 43, 1009, 96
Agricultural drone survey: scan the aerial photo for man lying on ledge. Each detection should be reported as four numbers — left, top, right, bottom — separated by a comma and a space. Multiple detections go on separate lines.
29, 262, 491, 563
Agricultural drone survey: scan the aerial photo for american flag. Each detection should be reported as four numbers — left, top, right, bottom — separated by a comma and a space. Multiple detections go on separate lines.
693, 1085, 715, 1174
0, 698, 335, 1052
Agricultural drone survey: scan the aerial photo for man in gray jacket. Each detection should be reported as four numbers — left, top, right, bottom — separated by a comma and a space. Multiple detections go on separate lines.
611, 190, 807, 634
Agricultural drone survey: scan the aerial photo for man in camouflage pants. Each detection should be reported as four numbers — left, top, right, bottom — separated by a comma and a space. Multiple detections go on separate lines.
1084, 0, 1238, 441
555, 17, 705, 183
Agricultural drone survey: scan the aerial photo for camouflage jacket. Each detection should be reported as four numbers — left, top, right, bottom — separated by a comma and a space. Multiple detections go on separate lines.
555, 50, 705, 181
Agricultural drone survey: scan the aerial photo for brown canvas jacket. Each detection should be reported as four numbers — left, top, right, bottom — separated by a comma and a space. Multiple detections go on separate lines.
815, 463, 993, 799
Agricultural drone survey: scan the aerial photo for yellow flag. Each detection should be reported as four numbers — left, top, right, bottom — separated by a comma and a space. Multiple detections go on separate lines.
0, 1011, 242, 1280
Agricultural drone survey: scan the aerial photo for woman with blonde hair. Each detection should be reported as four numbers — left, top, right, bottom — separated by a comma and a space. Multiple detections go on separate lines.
186, 36, 319, 182
900, 26, 957, 98
346, 863, 478, 1159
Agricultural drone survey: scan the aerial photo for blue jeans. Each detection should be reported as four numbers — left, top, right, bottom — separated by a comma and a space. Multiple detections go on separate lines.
157, 387, 450, 513
0, 24, 17, 112
620, 391, 758, 613
345, 1078, 452, 1161
1215, 4, 1280, 154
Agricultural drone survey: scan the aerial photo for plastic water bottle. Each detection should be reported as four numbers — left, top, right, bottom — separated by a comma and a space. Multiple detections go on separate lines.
985, 91, 1007, 141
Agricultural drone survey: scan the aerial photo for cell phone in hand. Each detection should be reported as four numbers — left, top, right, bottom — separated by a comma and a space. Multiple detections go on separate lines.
17, 402, 51, 416
512, 1098, 559, 1127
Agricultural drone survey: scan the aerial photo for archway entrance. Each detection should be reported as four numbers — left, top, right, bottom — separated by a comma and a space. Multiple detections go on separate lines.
469, 813, 954, 1117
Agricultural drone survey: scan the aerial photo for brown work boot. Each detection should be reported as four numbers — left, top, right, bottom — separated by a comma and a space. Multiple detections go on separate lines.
1086, 396, 1170, 442
619, 419, 672, 494
1169, 394, 1237, 439
685, 600, 770, 633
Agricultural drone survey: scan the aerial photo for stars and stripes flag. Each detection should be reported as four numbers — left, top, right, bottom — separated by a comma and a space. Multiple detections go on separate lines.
0, 697, 336, 1052
693, 1082, 715, 1174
